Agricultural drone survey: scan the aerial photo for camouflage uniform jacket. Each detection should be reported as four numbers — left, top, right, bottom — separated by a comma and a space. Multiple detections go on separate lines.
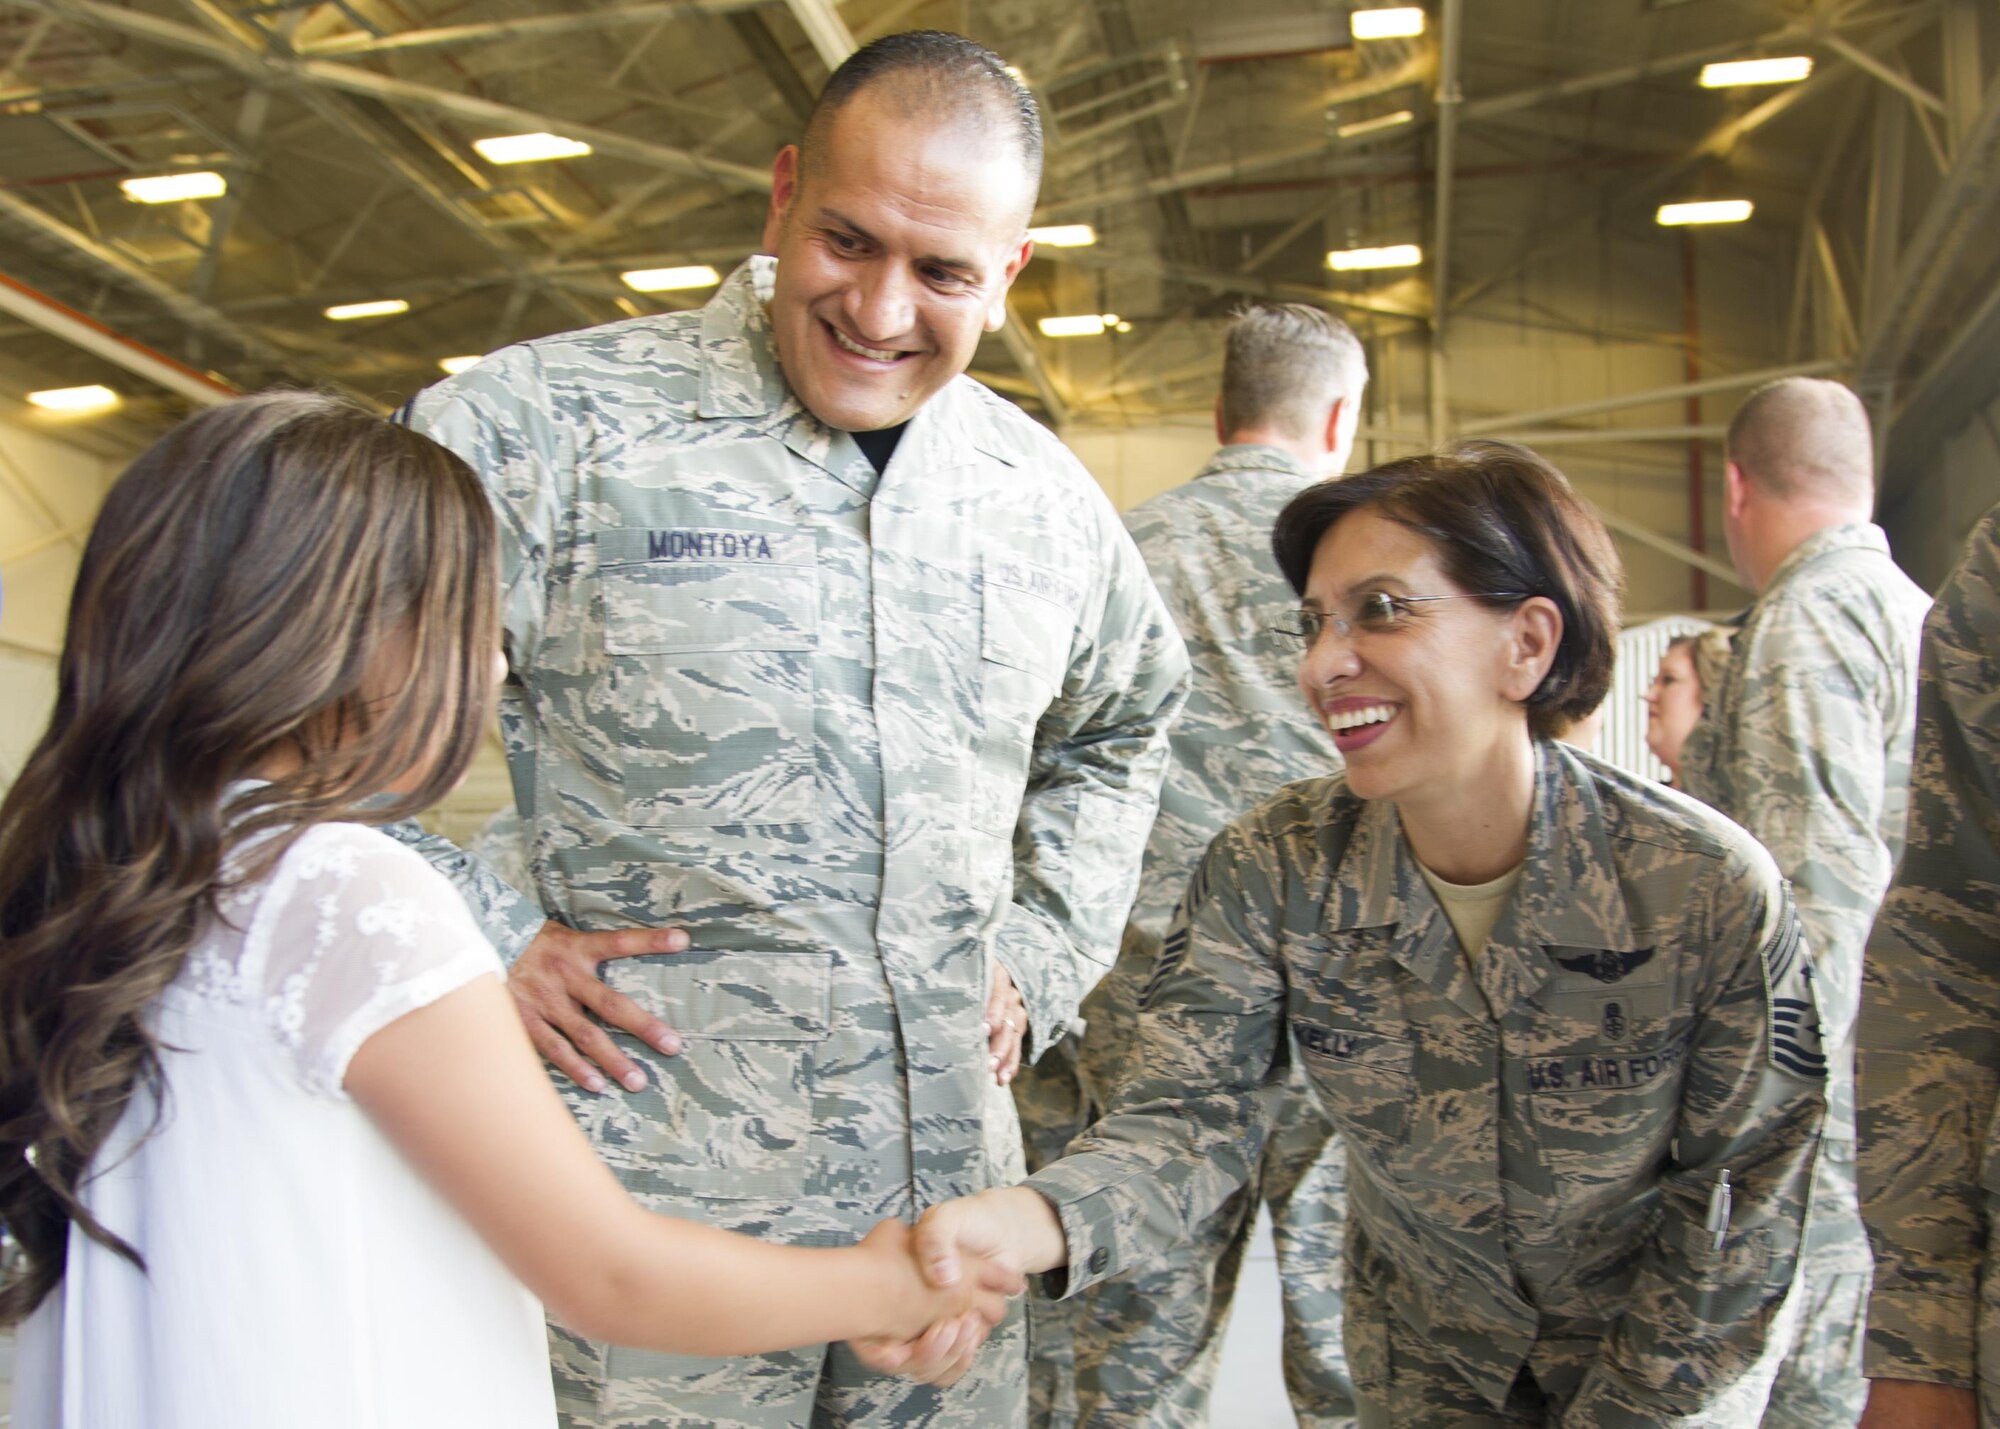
1678, 522, 1927, 1213
1076, 444, 1340, 1091
1028, 742, 1828, 1424
399, 256, 1188, 1208
1857, 504, 1998, 1397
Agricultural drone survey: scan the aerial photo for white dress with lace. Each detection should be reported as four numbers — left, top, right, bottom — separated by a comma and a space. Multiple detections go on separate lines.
13, 822, 557, 1428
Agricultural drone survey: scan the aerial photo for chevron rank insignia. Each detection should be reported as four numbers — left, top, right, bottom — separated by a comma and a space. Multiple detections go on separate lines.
1761, 887, 1827, 1080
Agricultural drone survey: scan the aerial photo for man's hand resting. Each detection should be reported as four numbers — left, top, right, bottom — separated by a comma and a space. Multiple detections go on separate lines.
508, 920, 689, 1094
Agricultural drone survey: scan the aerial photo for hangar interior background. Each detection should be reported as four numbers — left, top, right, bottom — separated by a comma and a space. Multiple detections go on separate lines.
1, 0, 1997, 822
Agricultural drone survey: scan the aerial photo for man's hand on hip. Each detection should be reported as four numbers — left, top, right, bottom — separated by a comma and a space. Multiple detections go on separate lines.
508, 921, 688, 1094
983, 962, 1027, 1087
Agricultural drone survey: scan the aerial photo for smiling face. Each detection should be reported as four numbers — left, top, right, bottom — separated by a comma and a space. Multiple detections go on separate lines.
1644, 641, 1702, 777
759, 91, 1035, 433
1295, 510, 1553, 806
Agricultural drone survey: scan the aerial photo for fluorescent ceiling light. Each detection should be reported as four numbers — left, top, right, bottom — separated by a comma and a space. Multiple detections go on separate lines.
1337, 109, 1415, 139
324, 299, 410, 320
1699, 57, 1813, 88
1003, 65, 1029, 86
28, 384, 120, 413
473, 132, 593, 164
1327, 243, 1422, 271
439, 355, 484, 375
120, 171, 227, 203
1027, 224, 1097, 248
1039, 313, 1122, 338
1351, 7, 1425, 40
621, 265, 722, 292
1656, 199, 1754, 226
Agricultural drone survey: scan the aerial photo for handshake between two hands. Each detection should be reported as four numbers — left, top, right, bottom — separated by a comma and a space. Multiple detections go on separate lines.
847, 1194, 1040, 1387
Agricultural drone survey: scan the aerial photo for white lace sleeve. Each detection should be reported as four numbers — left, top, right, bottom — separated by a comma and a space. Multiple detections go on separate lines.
246, 823, 505, 1098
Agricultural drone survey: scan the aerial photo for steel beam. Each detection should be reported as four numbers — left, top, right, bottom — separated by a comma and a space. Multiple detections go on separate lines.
1593, 508, 1744, 588
1942, 0, 1983, 148
1041, 244, 1429, 325
0, 270, 238, 406
1859, 58, 2000, 395
1460, 361, 1844, 435
1034, 52, 1432, 220
24, 0, 774, 191
1462, 23, 1819, 124
1481, 424, 1730, 446
782, 0, 852, 73
1428, 0, 1462, 443
0, 188, 369, 400
300, 1, 770, 57
1821, 31, 1945, 113
1862, 94, 1908, 336
191, 83, 271, 306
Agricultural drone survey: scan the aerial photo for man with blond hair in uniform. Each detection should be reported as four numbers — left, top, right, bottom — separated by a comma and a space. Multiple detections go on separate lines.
1014, 301, 1366, 1429
395, 30, 1189, 1429
1679, 375, 1930, 1428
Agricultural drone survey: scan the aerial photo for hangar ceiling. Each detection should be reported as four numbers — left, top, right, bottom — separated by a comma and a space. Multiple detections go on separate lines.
0, 0, 1994, 505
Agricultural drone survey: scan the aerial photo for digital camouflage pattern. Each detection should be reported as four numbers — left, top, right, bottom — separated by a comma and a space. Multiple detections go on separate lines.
1857, 502, 2000, 1418
394, 256, 1189, 1428
1027, 742, 1828, 1428
1677, 521, 1929, 1426
1011, 444, 1351, 1428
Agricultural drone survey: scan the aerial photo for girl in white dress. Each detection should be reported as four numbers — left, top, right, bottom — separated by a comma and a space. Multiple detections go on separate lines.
0, 393, 1015, 1428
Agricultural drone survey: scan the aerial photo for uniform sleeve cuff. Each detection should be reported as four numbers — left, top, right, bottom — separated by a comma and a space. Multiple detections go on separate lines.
1865, 1290, 1977, 1383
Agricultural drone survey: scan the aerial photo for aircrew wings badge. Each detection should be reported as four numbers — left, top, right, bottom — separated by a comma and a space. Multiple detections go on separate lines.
1761, 887, 1827, 1080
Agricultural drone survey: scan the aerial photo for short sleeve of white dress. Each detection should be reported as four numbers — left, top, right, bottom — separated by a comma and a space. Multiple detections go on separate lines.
246, 822, 504, 1096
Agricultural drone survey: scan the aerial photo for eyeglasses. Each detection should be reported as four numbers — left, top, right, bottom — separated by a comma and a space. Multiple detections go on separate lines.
1271, 590, 1529, 644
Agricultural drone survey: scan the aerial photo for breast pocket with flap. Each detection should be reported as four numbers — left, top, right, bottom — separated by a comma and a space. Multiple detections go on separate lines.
597, 527, 819, 829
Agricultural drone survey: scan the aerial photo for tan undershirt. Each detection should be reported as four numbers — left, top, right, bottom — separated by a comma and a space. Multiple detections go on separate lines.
1415, 859, 1525, 960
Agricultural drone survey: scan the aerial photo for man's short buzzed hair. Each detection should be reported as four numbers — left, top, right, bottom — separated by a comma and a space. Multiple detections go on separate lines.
799, 31, 1043, 197
1726, 376, 1875, 505
1219, 303, 1368, 440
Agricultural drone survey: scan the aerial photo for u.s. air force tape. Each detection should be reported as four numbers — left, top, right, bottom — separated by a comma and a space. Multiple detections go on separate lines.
1760, 886, 1827, 1080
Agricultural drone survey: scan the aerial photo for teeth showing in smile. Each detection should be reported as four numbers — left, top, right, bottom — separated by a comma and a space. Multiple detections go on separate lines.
830, 326, 900, 362
1327, 703, 1397, 733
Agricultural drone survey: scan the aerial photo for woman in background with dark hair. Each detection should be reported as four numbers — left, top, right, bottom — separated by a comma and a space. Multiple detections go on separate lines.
903, 442, 1831, 1427
0, 394, 1013, 1429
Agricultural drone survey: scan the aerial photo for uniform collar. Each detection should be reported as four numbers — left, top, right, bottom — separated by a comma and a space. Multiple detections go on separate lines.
1335, 741, 1639, 1001
1197, 444, 1315, 482
695, 255, 985, 489
1759, 522, 1890, 596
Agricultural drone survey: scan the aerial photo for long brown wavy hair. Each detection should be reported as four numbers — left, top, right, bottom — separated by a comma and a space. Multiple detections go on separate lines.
0, 391, 500, 1323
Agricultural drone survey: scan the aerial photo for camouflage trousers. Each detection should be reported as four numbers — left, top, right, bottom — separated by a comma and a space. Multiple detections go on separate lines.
1756, 1143, 1870, 1429
1015, 1046, 1352, 1429
1344, 1262, 1776, 1429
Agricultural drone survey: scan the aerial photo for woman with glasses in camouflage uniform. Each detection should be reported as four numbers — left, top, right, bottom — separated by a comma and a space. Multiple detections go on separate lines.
901, 441, 1833, 1428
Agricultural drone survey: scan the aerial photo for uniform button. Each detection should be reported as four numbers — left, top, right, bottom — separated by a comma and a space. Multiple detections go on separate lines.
1088, 1246, 1110, 1275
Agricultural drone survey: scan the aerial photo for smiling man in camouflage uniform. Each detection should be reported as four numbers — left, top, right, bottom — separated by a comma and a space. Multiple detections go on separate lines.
1012, 302, 1366, 1429
395, 31, 1188, 1429
1678, 376, 1930, 1429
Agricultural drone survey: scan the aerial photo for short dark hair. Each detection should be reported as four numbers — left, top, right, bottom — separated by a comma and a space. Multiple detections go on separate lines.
1271, 440, 1622, 739
800, 31, 1042, 196
1725, 376, 1873, 504
1220, 303, 1368, 439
